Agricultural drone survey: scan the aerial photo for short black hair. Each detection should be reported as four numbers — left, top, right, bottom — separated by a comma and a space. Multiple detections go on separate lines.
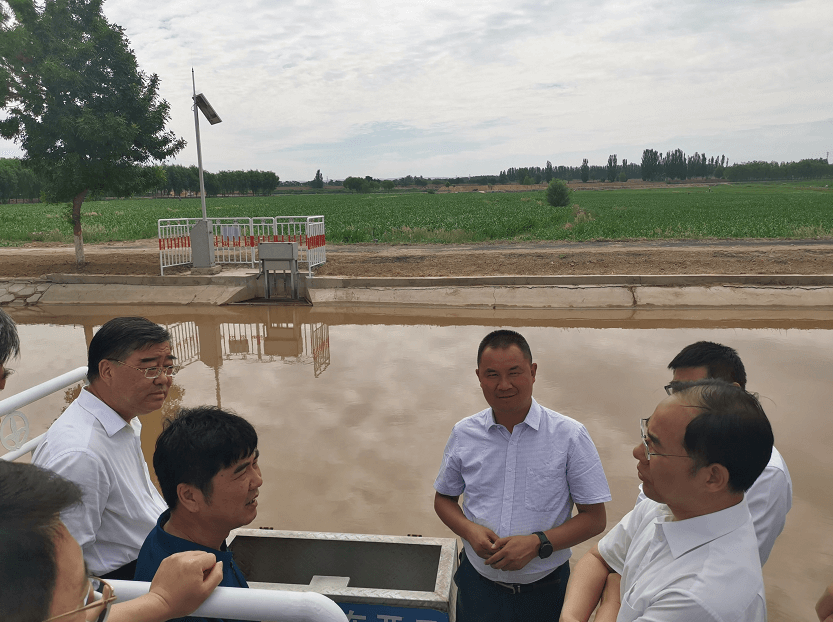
87, 317, 171, 383
674, 379, 773, 493
0, 461, 82, 622
154, 406, 258, 510
1, 308, 21, 366
477, 330, 533, 366
668, 341, 747, 389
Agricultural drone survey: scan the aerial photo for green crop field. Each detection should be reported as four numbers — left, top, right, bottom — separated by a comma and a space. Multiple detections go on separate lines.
0, 181, 830, 247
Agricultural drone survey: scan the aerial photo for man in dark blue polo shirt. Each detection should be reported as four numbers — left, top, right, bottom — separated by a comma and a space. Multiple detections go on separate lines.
135, 406, 262, 622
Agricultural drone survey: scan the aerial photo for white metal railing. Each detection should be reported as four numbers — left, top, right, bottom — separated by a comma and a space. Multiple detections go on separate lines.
110, 581, 348, 622
158, 216, 326, 277
1, 366, 88, 461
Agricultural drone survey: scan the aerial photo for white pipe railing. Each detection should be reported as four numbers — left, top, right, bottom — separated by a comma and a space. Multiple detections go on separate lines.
0, 366, 88, 417
1, 432, 45, 462
0, 366, 88, 461
109, 581, 348, 622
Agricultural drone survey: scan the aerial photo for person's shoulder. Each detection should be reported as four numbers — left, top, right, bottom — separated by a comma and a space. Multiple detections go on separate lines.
535, 403, 589, 435
134, 517, 171, 580
767, 445, 789, 471
452, 408, 491, 430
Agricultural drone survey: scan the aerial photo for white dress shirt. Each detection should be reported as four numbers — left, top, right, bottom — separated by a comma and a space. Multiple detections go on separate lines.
32, 389, 167, 575
636, 445, 792, 564
599, 497, 766, 622
434, 398, 611, 583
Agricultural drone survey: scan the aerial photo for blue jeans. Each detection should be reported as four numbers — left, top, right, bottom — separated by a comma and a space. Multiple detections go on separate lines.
454, 550, 570, 622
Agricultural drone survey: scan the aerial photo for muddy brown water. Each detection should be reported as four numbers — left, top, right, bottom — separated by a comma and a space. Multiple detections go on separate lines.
5, 304, 833, 621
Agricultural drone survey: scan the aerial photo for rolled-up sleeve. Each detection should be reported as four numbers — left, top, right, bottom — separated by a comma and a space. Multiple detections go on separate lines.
565, 425, 612, 505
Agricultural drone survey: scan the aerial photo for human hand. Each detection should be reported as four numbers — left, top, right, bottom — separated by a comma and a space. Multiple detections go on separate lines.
148, 551, 223, 618
485, 534, 539, 571
817, 582, 833, 622
464, 523, 500, 559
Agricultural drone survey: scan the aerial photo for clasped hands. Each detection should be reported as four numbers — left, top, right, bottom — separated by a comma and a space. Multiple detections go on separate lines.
467, 523, 540, 572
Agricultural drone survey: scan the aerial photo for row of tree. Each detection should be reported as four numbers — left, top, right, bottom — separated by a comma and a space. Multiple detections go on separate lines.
0, 160, 281, 203
0, 158, 41, 203
340, 152, 828, 189
157, 165, 279, 197
639, 149, 727, 181
723, 159, 833, 182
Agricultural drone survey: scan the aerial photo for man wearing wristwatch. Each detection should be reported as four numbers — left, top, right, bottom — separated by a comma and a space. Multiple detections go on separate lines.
434, 330, 611, 622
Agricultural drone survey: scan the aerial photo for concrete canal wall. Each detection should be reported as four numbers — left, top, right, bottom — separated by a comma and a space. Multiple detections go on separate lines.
4, 273, 833, 308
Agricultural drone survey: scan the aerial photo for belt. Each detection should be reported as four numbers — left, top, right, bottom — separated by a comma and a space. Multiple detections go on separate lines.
465, 551, 568, 595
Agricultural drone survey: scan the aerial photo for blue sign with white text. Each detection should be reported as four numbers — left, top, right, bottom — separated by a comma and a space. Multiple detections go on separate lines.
338, 602, 450, 622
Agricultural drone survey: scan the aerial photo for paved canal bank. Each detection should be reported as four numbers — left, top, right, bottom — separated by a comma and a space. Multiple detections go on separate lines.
4, 272, 833, 308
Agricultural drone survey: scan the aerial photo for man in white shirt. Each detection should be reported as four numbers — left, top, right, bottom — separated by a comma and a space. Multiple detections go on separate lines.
560, 379, 774, 622
434, 330, 611, 622
33, 316, 177, 580
656, 340, 792, 564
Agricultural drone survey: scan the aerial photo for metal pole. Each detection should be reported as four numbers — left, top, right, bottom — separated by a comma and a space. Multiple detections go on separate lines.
192, 69, 208, 222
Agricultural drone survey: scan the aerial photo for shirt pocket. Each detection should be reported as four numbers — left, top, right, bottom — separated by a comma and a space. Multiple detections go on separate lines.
524, 465, 567, 512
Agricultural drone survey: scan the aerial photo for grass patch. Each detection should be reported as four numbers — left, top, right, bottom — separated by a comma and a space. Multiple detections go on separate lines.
0, 180, 830, 246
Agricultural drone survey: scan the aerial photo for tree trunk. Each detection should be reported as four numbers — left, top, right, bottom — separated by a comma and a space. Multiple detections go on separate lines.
72, 189, 89, 267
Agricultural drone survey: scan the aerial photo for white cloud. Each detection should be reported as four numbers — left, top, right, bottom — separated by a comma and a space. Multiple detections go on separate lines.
2, 0, 831, 179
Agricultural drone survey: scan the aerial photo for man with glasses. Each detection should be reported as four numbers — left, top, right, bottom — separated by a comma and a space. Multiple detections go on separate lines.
34, 317, 178, 580
653, 341, 791, 565
1, 461, 223, 622
560, 379, 773, 622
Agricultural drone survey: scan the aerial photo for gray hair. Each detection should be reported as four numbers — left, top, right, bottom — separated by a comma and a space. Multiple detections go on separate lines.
0, 309, 21, 366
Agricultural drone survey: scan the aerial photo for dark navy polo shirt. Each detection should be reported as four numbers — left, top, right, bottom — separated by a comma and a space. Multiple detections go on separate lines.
134, 510, 249, 622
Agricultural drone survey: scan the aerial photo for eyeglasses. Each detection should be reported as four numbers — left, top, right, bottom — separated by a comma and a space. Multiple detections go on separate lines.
664, 384, 674, 396
108, 360, 181, 379
43, 578, 116, 622
640, 418, 691, 461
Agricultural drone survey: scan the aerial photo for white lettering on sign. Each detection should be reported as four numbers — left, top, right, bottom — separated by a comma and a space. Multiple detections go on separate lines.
345, 612, 367, 621
375, 616, 403, 622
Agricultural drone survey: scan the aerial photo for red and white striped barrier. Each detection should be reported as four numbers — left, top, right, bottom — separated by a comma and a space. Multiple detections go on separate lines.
158, 216, 326, 276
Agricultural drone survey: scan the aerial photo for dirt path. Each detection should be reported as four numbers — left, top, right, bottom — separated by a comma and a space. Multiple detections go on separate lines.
0, 238, 831, 278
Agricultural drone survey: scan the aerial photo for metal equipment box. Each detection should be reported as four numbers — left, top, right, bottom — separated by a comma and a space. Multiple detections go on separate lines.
257, 242, 299, 299
228, 529, 457, 622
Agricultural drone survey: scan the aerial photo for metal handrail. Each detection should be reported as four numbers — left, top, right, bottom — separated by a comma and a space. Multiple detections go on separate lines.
0, 366, 88, 461
109, 581, 348, 622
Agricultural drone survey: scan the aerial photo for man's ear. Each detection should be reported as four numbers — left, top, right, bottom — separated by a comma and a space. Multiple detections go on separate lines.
97, 359, 115, 385
176, 483, 204, 513
701, 463, 731, 493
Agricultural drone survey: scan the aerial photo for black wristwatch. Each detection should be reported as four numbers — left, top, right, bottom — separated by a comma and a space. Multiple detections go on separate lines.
534, 531, 553, 559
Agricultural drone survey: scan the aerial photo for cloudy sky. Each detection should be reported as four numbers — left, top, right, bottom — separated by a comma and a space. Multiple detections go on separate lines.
4, 0, 832, 181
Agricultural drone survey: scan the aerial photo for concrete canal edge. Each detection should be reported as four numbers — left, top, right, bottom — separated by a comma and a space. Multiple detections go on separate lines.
307, 275, 833, 308
3, 273, 833, 308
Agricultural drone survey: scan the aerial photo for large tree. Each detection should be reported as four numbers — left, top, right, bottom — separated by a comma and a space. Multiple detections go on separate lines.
606, 154, 618, 182
0, 0, 184, 265
310, 169, 324, 189
580, 158, 589, 183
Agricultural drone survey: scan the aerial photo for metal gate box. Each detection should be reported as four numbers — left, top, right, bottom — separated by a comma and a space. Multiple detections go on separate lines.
228, 529, 457, 622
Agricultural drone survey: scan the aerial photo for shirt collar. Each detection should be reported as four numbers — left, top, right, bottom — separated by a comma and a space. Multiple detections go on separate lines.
484, 398, 541, 431
78, 388, 131, 437
659, 495, 752, 559
156, 510, 234, 557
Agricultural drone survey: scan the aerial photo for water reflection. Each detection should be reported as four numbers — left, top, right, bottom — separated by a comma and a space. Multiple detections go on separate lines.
6, 304, 833, 621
